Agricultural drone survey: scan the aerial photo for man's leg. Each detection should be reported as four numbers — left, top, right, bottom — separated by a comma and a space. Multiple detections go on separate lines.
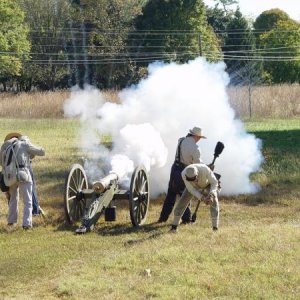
210, 195, 219, 230
7, 185, 19, 224
158, 187, 177, 222
181, 203, 191, 223
29, 165, 40, 215
172, 189, 193, 227
20, 182, 33, 228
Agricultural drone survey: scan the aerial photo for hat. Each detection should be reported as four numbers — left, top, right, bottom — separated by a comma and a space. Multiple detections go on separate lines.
189, 127, 206, 138
185, 166, 198, 181
4, 132, 22, 142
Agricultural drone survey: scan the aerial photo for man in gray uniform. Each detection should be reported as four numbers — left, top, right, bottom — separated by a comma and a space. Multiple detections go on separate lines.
0, 133, 45, 229
158, 127, 206, 223
171, 163, 220, 231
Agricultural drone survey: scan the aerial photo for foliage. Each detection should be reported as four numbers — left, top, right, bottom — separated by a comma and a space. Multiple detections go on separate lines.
16, 0, 73, 91
224, 9, 262, 85
259, 20, 300, 83
206, 5, 233, 41
212, 0, 237, 13
253, 8, 290, 32
0, 1, 299, 90
0, 0, 30, 89
77, 0, 144, 88
134, 0, 222, 64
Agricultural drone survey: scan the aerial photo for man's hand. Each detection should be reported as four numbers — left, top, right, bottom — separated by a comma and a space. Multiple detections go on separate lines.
204, 194, 214, 205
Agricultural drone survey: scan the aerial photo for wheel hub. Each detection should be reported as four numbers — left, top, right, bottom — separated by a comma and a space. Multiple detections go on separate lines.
76, 191, 84, 201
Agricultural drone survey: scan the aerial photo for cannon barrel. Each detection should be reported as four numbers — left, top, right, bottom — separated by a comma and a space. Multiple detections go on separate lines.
92, 172, 118, 193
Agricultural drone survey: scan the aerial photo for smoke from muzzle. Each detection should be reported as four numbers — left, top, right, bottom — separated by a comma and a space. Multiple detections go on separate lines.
64, 57, 263, 196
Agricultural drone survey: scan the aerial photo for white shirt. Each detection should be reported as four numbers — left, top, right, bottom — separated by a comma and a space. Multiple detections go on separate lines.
175, 136, 202, 166
181, 163, 218, 199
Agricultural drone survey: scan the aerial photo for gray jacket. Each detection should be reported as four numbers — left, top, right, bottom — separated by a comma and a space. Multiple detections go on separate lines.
0, 136, 45, 183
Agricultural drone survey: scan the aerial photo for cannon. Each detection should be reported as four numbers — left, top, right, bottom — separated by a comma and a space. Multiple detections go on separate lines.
63, 164, 150, 233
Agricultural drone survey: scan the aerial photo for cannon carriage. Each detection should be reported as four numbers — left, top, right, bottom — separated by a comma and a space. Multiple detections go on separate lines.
64, 164, 150, 233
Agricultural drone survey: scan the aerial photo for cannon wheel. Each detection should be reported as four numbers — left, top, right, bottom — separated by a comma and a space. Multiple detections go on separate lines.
64, 164, 88, 224
129, 165, 150, 227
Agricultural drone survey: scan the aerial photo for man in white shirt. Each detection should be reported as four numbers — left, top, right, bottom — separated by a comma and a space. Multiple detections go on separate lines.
158, 127, 206, 223
171, 163, 220, 231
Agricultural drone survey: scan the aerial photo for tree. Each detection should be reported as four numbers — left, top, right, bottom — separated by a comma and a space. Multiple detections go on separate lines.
224, 8, 263, 117
253, 9, 290, 33
0, 0, 30, 91
259, 19, 300, 83
78, 0, 143, 88
206, 5, 233, 43
134, 0, 222, 65
212, 0, 237, 13
17, 0, 73, 90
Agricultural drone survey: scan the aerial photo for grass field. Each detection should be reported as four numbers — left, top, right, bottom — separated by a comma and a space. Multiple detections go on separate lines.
0, 118, 299, 300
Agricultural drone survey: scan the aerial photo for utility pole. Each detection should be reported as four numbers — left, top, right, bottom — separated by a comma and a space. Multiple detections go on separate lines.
198, 33, 202, 56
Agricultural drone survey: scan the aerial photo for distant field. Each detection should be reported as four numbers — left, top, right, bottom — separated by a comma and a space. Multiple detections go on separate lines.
0, 118, 299, 299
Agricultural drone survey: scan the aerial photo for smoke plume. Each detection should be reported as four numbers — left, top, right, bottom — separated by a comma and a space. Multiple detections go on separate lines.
64, 57, 263, 196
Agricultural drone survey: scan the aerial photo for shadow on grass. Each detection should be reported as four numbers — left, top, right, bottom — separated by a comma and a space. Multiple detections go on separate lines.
55, 222, 80, 233
95, 222, 168, 246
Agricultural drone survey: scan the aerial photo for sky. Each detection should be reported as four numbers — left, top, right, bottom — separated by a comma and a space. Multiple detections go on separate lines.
204, 0, 300, 21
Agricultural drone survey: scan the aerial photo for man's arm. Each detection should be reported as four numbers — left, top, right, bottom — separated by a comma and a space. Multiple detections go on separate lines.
207, 168, 218, 195
26, 142, 45, 157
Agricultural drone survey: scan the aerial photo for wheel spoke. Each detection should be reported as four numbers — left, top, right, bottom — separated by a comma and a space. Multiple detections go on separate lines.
80, 177, 85, 190
140, 179, 146, 192
71, 175, 78, 190
69, 185, 77, 194
67, 195, 76, 202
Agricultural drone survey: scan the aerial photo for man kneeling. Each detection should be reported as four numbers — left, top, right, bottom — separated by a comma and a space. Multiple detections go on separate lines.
171, 164, 219, 232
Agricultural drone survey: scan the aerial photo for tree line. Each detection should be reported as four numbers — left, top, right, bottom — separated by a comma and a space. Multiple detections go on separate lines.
0, 0, 299, 91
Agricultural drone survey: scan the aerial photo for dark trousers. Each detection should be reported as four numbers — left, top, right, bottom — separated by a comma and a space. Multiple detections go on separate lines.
29, 164, 40, 214
159, 163, 191, 222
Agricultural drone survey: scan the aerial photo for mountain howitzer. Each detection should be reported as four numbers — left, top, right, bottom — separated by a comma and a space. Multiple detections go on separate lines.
191, 141, 225, 223
63, 164, 150, 234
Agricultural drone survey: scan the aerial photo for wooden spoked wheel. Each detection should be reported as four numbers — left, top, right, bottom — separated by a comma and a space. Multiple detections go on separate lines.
64, 164, 88, 224
129, 165, 150, 227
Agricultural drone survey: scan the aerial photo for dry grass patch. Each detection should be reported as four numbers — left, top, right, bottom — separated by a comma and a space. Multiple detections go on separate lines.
0, 84, 300, 119
0, 90, 120, 119
228, 84, 300, 118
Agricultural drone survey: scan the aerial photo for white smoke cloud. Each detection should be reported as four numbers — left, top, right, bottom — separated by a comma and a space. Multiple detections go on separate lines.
64, 57, 263, 196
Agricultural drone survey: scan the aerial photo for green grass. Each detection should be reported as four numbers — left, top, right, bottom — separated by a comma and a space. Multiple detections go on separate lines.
0, 118, 299, 299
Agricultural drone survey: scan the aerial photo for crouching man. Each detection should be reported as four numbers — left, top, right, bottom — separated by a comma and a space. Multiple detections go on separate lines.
170, 163, 219, 232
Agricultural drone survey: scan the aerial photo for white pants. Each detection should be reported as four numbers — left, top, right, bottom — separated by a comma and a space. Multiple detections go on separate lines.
8, 182, 33, 227
172, 188, 219, 228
